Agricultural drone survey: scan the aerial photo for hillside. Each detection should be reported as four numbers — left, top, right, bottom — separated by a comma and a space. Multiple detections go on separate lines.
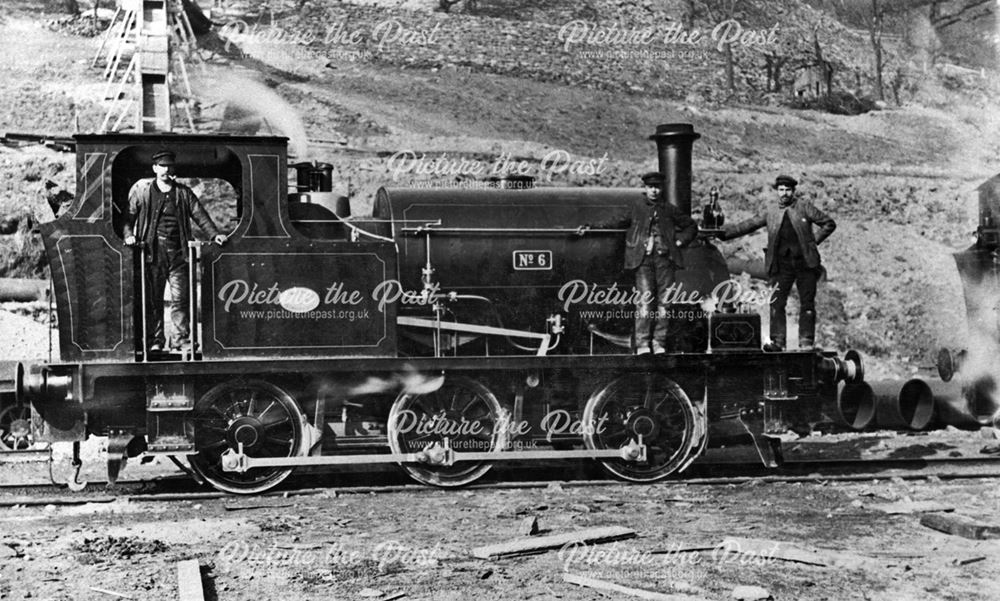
0, 0, 998, 375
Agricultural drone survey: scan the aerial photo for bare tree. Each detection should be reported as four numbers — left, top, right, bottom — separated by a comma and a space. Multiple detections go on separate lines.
680, 0, 696, 30
928, 0, 993, 28
835, 0, 904, 101
812, 26, 836, 95
870, 0, 886, 100
763, 54, 788, 92
702, 0, 739, 94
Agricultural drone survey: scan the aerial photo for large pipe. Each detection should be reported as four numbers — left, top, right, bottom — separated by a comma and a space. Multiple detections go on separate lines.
0, 278, 47, 302
837, 381, 876, 430
871, 379, 936, 430
650, 123, 700, 215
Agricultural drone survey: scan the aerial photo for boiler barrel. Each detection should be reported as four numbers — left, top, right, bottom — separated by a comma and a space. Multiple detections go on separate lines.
374, 187, 633, 296
373, 187, 731, 344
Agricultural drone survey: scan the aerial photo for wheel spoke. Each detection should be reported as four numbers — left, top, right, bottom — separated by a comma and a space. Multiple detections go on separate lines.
411, 397, 433, 416
264, 435, 293, 450
601, 430, 630, 447
257, 400, 277, 421
460, 396, 483, 415
201, 439, 230, 453
262, 416, 291, 430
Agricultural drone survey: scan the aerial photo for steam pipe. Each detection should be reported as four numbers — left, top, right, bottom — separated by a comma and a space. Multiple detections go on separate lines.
650, 123, 700, 215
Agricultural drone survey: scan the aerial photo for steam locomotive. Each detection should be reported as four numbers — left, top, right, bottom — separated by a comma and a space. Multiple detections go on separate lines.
9, 123, 864, 494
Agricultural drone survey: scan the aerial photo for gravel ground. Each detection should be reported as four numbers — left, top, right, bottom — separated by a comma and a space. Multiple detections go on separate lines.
1, 470, 1000, 600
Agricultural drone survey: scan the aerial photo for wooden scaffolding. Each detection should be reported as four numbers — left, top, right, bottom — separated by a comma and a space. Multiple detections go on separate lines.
92, 0, 201, 132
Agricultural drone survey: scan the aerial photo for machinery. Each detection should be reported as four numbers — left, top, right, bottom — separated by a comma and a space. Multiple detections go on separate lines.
10, 123, 865, 494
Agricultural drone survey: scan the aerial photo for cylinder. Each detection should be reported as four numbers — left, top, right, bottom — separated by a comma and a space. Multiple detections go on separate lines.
837, 381, 876, 430
870, 379, 936, 430
650, 123, 700, 215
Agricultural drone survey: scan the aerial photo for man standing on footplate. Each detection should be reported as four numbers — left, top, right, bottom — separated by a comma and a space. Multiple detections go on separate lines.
123, 149, 228, 353
722, 175, 836, 351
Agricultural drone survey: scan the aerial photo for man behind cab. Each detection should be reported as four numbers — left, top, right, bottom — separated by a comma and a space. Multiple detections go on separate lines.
123, 150, 227, 352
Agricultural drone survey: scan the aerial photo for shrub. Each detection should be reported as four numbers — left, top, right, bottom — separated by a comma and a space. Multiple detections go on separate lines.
788, 91, 877, 116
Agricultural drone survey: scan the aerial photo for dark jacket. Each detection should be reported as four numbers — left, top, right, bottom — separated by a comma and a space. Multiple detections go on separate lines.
123, 178, 221, 253
722, 198, 836, 274
602, 197, 698, 270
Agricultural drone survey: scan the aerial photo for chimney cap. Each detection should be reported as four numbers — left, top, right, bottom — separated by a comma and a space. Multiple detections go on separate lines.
649, 123, 700, 141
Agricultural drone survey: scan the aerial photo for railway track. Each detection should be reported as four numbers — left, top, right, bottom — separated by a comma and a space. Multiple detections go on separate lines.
2, 453, 999, 504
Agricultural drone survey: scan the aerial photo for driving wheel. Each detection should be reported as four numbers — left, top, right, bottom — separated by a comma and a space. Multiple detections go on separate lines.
583, 373, 698, 482
387, 376, 507, 487
187, 379, 304, 494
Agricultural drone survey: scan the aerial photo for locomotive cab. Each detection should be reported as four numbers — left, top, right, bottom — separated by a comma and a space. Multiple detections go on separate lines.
40, 133, 397, 364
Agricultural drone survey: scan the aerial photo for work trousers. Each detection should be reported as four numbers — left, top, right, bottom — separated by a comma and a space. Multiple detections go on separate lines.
634, 253, 677, 351
145, 246, 189, 349
768, 256, 819, 347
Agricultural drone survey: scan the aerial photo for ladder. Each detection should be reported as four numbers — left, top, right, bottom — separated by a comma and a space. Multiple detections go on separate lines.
97, 0, 200, 132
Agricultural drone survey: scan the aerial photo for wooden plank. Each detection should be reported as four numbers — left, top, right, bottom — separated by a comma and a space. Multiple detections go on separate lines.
920, 513, 1000, 540
870, 501, 955, 515
471, 526, 636, 560
88, 587, 133, 599
715, 538, 871, 570
176, 559, 205, 601
562, 573, 705, 601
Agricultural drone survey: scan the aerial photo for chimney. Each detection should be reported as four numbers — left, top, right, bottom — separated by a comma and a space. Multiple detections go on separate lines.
650, 123, 700, 215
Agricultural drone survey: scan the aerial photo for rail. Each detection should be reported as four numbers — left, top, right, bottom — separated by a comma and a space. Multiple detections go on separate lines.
400, 225, 626, 234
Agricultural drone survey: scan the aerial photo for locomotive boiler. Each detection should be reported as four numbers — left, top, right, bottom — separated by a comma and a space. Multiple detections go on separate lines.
10, 123, 864, 494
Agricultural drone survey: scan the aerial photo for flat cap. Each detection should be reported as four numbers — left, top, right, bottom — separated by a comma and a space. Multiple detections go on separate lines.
641, 171, 664, 185
151, 150, 176, 165
773, 175, 798, 188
